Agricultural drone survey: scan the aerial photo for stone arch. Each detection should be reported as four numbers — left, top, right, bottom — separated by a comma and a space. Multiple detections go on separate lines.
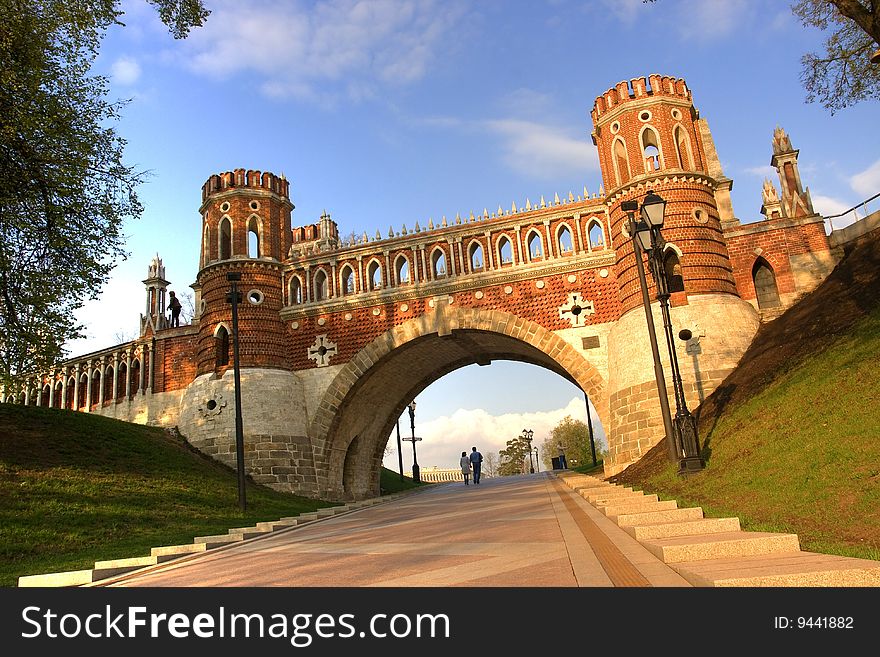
247, 214, 262, 258
612, 137, 630, 187
430, 246, 447, 278
525, 229, 543, 261
366, 258, 383, 290
587, 217, 606, 250
673, 124, 694, 170
307, 306, 608, 501
556, 223, 574, 255
467, 239, 484, 271
639, 125, 664, 173
218, 216, 232, 260
394, 254, 411, 285
339, 263, 356, 295
288, 274, 303, 304
752, 257, 781, 309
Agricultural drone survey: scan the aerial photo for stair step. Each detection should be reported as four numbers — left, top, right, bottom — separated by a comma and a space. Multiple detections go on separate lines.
256, 518, 299, 532
587, 490, 650, 503
641, 531, 801, 563
151, 543, 209, 558
18, 569, 94, 588
614, 507, 704, 527
575, 485, 626, 496
92, 556, 159, 580
624, 517, 741, 541
673, 552, 880, 587
593, 493, 657, 506
317, 506, 348, 518
227, 527, 272, 539
603, 499, 678, 517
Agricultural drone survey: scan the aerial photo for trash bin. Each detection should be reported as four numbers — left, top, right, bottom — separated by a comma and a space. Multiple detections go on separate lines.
551, 456, 562, 470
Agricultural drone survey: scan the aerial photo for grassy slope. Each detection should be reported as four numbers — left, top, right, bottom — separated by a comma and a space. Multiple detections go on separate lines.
611, 231, 880, 560
0, 406, 415, 587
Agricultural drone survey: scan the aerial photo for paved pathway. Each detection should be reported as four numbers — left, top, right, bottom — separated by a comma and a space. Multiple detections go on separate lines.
103, 472, 690, 587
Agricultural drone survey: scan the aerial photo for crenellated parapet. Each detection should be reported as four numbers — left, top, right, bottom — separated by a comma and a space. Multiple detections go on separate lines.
591, 74, 691, 124
201, 168, 290, 204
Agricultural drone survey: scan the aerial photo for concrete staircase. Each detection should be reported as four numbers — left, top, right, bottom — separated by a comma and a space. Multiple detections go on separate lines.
557, 472, 880, 587
17, 494, 402, 587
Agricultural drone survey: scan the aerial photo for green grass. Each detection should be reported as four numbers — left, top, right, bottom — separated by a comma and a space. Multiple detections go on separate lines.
379, 466, 430, 494
623, 307, 880, 561
0, 405, 353, 588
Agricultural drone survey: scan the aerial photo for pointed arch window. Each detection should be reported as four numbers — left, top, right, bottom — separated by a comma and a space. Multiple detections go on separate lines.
367, 260, 382, 290
203, 224, 210, 265
395, 255, 410, 284
753, 259, 781, 309
498, 236, 513, 264
613, 138, 630, 186
469, 242, 484, 270
54, 381, 63, 408
247, 216, 260, 258
588, 221, 605, 250
116, 362, 128, 400
431, 249, 447, 278
219, 217, 232, 260
663, 249, 685, 293
557, 226, 573, 254
341, 265, 355, 295
289, 276, 303, 304
314, 269, 328, 301
527, 231, 543, 260
674, 125, 694, 170
641, 127, 662, 172
103, 365, 113, 404
215, 326, 230, 367
91, 370, 101, 407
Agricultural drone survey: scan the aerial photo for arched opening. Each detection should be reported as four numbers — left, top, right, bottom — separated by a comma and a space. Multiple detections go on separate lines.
674, 125, 693, 170
130, 360, 141, 396
104, 365, 114, 404
78, 373, 88, 410
314, 269, 328, 301
203, 224, 210, 266
41, 384, 51, 407
527, 231, 543, 260
588, 221, 605, 250
395, 255, 410, 284
431, 249, 447, 277
468, 242, 484, 271
66, 377, 76, 409
367, 260, 382, 290
497, 236, 513, 264
116, 362, 128, 401
289, 277, 303, 304
308, 308, 608, 501
753, 259, 781, 309
53, 381, 63, 408
340, 265, 355, 295
91, 370, 101, 408
219, 217, 232, 260
557, 226, 573, 254
663, 248, 685, 293
215, 325, 230, 367
247, 216, 260, 258
641, 127, 662, 172
613, 138, 630, 186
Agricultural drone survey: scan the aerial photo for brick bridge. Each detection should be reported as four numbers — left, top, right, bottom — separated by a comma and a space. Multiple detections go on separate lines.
12, 74, 838, 501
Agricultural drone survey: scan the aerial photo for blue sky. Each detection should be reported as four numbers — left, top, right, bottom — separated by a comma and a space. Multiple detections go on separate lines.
66, 0, 879, 470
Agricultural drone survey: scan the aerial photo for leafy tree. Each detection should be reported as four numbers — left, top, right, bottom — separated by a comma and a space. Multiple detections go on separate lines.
0, 1, 209, 392
542, 415, 605, 470
793, 1, 880, 112
498, 435, 532, 476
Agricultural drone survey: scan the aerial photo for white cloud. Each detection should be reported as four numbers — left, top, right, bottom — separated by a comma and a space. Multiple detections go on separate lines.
111, 56, 142, 85
676, 0, 751, 41
811, 194, 851, 218
850, 158, 880, 198
384, 396, 606, 471
485, 119, 600, 179
743, 165, 776, 179
174, 0, 468, 102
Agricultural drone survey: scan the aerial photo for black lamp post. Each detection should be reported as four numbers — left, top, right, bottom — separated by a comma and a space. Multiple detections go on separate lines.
406, 400, 421, 483
624, 193, 704, 474
395, 418, 404, 482
522, 428, 534, 473
226, 272, 247, 512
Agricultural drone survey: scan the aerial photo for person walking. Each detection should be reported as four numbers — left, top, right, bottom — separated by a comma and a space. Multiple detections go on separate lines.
469, 446, 483, 484
459, 451, 472, 485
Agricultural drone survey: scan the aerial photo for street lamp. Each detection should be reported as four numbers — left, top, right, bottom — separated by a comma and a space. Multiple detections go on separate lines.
522, 428, 534, 473
226, 272, 247, 511
405, 400, 421, 483
624, 193, 704, 474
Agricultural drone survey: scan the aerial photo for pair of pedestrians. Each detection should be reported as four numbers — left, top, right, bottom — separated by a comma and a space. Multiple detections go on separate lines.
460, 446, 483, 485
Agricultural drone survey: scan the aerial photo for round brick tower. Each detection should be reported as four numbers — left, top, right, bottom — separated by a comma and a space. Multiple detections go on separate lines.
591, 75, 760, 476
196, 168, 292, 376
